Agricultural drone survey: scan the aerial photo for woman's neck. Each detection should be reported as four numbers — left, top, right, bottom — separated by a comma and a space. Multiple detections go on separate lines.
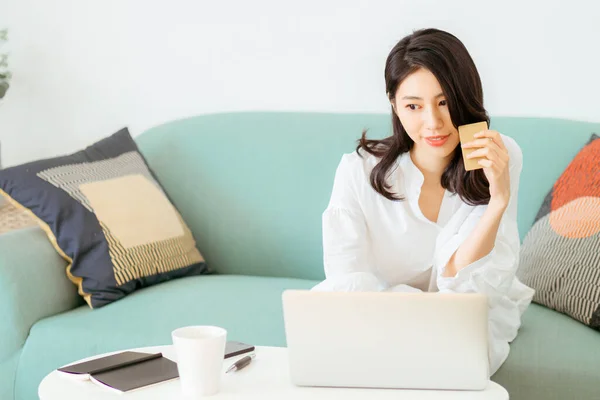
409, 147, 453, 185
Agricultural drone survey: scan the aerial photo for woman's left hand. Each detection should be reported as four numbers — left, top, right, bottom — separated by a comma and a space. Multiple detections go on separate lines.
462, 129, 511, 209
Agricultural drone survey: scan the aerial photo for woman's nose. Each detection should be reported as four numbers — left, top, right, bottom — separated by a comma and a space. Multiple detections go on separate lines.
423, 107, 443, 130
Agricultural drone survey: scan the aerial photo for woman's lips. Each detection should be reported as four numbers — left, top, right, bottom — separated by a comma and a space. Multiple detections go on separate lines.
424, 134, 450, 147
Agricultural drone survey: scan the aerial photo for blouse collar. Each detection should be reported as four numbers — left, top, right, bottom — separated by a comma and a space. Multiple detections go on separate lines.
396, 151, 456, 228
397, 151, 425, 197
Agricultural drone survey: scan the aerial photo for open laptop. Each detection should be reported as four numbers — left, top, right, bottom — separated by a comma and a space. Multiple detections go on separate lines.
282, 290, 489, 391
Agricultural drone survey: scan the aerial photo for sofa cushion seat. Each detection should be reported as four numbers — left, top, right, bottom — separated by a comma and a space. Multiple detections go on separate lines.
15, 274, 317, 400
493, 303, 600, 399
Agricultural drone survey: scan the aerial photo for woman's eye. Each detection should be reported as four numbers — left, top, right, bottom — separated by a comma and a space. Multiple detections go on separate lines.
406, 101, 445, 110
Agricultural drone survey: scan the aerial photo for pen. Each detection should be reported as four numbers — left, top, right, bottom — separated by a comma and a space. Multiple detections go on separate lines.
225, 353, 255, 373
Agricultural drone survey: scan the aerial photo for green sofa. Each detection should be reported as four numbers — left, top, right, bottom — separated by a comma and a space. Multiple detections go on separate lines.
1, 112, 599, 400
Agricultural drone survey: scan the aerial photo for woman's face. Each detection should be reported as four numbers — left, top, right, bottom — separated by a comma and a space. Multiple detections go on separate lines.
391, 68, 459, 160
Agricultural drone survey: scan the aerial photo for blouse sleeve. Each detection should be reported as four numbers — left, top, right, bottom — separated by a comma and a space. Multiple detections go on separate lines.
312, 153, 386, 292
434, 137, 525, 296
432, 137, 535, 375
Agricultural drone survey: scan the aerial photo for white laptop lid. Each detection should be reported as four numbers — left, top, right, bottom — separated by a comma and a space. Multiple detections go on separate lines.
282, 290, 489, 391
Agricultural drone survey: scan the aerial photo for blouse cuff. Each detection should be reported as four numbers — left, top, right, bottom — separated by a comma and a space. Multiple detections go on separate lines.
436, 249, 496, 293
435, 239, 518, 298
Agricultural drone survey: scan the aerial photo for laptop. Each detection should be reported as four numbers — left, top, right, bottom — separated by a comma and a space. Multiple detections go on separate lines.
282, 290, 489, 391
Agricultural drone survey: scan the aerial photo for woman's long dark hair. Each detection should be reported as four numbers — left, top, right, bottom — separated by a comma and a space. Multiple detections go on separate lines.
357, 28, 490, 206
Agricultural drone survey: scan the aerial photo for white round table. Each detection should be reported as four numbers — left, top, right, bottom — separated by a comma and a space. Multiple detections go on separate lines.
39, 346, 509, 399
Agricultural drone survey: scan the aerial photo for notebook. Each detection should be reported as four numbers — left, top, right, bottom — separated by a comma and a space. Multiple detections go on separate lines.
90, 356, 179, 394
56, 342, 255, 393
58, 351, 178, 393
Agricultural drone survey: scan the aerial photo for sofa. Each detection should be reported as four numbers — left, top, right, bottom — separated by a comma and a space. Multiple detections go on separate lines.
1, 112, 599, 400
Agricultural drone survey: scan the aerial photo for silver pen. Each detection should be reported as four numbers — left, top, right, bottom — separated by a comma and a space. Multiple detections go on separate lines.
225, 353, 256, 373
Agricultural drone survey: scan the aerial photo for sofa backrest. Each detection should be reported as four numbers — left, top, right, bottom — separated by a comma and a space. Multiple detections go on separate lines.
136, 112, 600, 281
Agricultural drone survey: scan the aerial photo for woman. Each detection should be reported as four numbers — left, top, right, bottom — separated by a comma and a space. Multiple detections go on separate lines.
312, 28, 535, 376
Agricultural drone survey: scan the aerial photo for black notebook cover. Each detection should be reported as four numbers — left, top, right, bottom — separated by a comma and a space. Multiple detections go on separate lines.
90, 356, 179, 392
57, 351, 162, 376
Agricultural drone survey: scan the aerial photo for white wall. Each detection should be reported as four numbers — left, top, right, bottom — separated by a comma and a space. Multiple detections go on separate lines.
0, 0, 598, 167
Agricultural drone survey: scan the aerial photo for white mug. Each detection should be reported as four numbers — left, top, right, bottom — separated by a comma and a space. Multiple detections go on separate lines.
172, 326, 227, 397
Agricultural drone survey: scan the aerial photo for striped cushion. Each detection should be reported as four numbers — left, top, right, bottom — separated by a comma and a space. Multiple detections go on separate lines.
0, 128, 210, 308
517, 133, 600, 330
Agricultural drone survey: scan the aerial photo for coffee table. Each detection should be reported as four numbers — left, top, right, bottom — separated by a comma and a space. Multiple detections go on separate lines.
39, 346, 509, 399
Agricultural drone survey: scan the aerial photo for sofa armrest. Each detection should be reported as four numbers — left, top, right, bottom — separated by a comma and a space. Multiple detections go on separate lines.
0, 227, 81, 360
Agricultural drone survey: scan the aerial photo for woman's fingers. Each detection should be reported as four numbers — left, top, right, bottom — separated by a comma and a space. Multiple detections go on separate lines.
461, 138, 498, 149
474, 129, 506, 149
462, 134, 509, 162
465, 144, 501, 160
477, 158, 494, 169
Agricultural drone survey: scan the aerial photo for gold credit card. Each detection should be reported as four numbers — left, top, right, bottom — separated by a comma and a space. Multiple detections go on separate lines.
458, 121, 489, 171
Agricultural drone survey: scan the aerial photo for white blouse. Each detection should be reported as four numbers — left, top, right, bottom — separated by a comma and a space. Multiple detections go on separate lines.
312, 134, 535, 376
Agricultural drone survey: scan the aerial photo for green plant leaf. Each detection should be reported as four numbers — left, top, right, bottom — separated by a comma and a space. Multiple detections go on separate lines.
0, 81, 8, 99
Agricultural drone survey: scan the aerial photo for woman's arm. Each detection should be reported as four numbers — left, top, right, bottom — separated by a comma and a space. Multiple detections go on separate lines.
434, 133, 523, 291
442, 200, 506, 277
443, 129, 513, 278
312, 153, 385, 292
433, 135, 534, 376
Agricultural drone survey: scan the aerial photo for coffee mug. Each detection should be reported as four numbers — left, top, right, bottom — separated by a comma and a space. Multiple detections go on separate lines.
172, 326, 227, 397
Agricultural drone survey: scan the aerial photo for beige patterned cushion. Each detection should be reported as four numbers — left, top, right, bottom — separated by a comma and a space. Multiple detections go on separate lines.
0, 200, 38, 235
0, 128, 209, 308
